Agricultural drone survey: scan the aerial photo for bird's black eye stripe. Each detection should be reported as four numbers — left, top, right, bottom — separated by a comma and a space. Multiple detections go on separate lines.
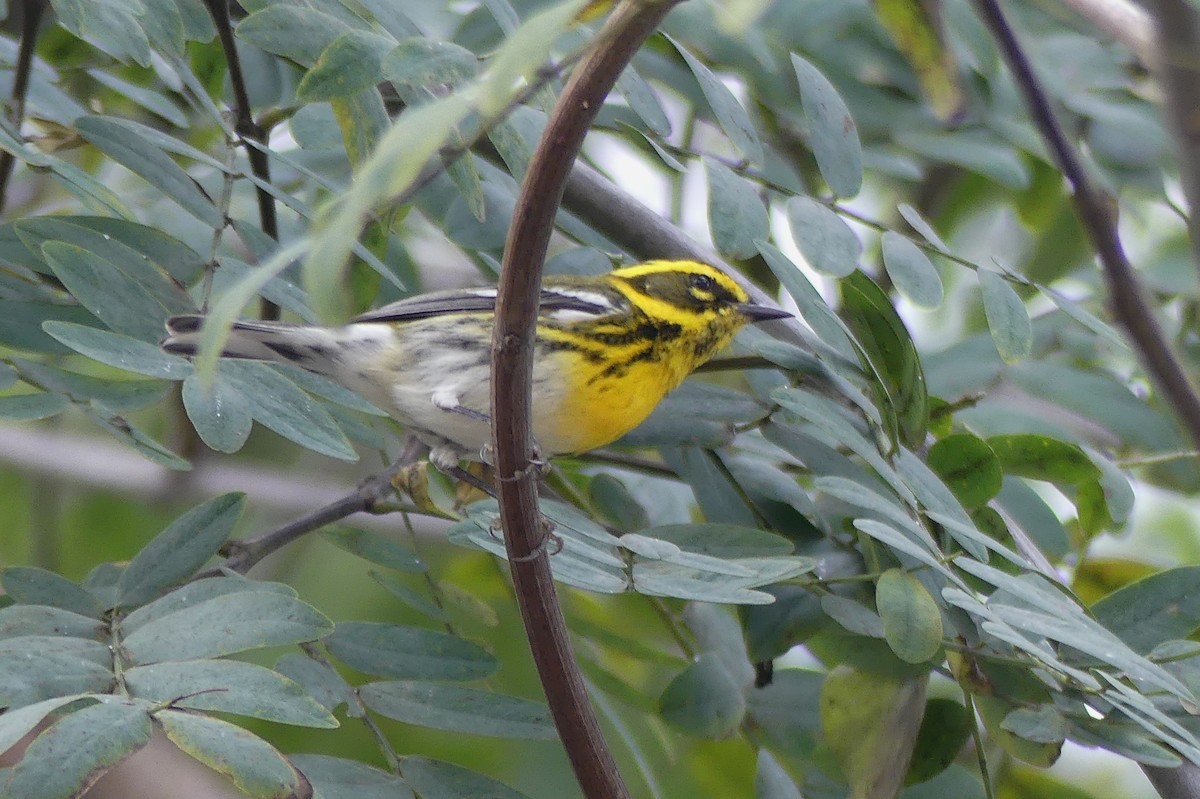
689, 273, 716, 291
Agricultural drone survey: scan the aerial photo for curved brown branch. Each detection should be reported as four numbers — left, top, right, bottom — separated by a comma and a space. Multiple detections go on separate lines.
973, 0, 1200, 456
0, 0, 46, 216
490, 3, 682, 797
203, 0, 280, 320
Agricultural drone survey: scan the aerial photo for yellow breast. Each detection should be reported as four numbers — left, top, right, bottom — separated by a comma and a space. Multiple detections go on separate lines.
535, 347, 687, 455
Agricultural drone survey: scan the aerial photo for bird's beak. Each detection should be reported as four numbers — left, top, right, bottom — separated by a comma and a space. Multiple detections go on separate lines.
736, 302, 792, 323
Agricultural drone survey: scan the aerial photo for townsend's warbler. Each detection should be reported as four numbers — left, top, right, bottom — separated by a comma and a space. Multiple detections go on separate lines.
162, 260, 789, 468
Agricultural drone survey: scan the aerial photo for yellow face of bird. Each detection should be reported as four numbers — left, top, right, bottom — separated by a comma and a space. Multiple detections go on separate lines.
539, 260, 779, 455
605, 260, 760, 368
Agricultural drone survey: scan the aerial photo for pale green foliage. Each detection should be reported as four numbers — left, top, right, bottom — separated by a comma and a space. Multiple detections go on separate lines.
0, 2, 1195, 799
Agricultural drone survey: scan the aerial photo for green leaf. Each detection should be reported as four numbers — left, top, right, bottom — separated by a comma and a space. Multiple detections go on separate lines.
786, 196, 860, 277
987, 434, 1101, 484
115, 493, 245, 608
383, 38, 478, 88
89, 68, 187, 124
0, 392, 71, 421
1042, 287, 1128, 351
0, 568, 102, 617
14, 359, 168, 412
125, 660, 337, 728
670, 36, 764, 164
1001, 705, 1068, 745
983, 600, 1189, 699
658, 653, 745, 738
325, 621, 498, 681
755, 749, 803, 799
360, 681, 556, 739
631, 559, 801, 605
322, 528, 424, 573
979, 269, 1032, 363
1092, 566, 1200, 653
400, 757, 530, 799
156, 710, 303, 799
220, 360, 358, 460
74, 116, 224, 227
974, 694, 1062, 767
3, 700, 152, 799
927, 433, 1002, 508
0, 636, 113, 707
821, 667, 929, 799
897, 204, 949, 252
42, 322, 191, 380
88, 410, 187, 469
661, 446, 757, 526
0, 605, 104, 639
791, 54, 863, 197
994, 477, 1069, 561
0, 300, 102, 354
587, 474, 649, 532
369, 572, 450, 623
15, 216, 198, 308
873, 0, 966, 122
41, 242, 170, 342
0, 695, 93, 760
637, 524, 794, 559
881, 231, 943, 308
616, 64, 671, 137
291, 755, 414, 799
822, 594, 885, 638
182, 371, 254, 453
705, 158, 769, 259
841, 271, 929, 448
905, 698, 973, 785
897, 130, 1029, 189
743, 587, 824, 663
876, 568, 943, 664
235, 5, 350, 66
757, 241, 860, 362
1075, 479, 1112, 537
1069, 717, 1179, 767
449, 507, 628, 595
774, 390, 914, 507
297, 30, 393, 101
274, 653, 356, 715
122, 591, 333, 664
53, 0, 152, 65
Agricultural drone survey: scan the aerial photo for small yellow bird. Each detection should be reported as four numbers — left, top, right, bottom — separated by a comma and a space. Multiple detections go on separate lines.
162, 260, 789, 468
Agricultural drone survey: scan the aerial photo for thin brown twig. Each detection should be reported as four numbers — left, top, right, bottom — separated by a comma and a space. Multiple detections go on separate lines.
0, 0, 46, 216
197, 438, 422, 577
202, 0, 280, 320
973, 0, 1200, 455
490, 3, 683, 797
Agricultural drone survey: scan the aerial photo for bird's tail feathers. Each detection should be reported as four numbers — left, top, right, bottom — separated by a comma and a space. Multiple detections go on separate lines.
161, 314, 339, 374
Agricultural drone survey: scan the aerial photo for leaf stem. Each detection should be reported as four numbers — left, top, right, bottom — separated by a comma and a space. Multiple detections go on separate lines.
0, 0, 46, 216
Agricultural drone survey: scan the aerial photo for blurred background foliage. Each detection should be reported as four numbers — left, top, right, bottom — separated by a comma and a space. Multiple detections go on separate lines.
0, 0, 1199, 798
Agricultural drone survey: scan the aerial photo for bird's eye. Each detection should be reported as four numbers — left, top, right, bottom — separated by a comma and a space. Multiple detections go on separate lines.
689, 273, 716, 292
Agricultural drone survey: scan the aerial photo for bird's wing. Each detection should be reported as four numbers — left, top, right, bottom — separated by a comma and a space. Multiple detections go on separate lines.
352, 285, 626, 324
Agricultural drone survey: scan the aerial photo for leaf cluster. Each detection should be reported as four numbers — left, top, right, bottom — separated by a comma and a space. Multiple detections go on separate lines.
0, 1, 1197, 798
